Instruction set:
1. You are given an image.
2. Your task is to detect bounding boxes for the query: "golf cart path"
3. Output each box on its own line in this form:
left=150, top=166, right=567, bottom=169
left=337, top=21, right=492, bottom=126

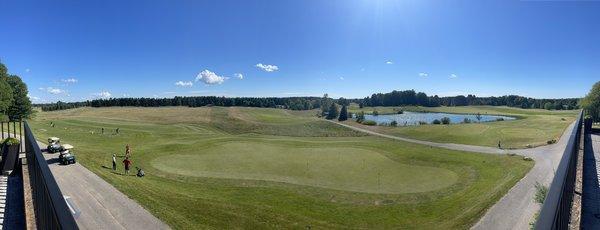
left=330, top=120, right=577, bottom=230
left=35, top=140, right=169, bottom=230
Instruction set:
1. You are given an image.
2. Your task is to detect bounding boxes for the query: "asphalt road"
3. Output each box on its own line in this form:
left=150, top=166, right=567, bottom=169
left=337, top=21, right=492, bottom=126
left=37, top=140, right=170, bottom=230
left=330, top=120, right=577, bottom=230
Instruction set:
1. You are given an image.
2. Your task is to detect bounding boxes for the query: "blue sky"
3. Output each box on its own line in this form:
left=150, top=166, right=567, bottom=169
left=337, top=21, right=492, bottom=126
left=1, top=0, right=599, bottom=103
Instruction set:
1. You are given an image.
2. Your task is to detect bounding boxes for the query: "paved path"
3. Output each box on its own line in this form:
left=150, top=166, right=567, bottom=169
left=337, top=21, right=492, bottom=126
left=35, top=140, right=169, bottom=230
left=330, top=120, right=577, bottom=230
left=582, top=132, right=600, bottom=229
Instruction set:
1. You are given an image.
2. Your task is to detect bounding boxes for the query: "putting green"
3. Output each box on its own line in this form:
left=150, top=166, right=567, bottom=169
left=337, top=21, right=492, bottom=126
left=151, top=142, right=459, bottom=194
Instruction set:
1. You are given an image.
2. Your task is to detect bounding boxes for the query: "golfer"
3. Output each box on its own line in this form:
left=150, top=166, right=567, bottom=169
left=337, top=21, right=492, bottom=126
left=112, top=154, right=117, bottom=170
left=125, top=144, right=131, bottom=157
left=123, top=157, right=132, bottom=175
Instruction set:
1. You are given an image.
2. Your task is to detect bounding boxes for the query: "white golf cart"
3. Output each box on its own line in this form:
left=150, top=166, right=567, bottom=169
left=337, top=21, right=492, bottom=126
left=59, top=144, right=77, bottom=165
left=47, top=137, right=62, bottom=153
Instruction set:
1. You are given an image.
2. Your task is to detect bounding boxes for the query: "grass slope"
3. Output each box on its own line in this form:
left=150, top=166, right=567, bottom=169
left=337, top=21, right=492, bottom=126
left=29, top=106, right=532, bottom=229
left=348, top=105, right=578, bottom=149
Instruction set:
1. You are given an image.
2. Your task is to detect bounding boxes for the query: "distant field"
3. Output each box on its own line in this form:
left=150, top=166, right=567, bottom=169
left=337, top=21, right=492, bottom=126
left=347, top=105, right=578, bottom=149
left=29, top=106, right=532, bottom=229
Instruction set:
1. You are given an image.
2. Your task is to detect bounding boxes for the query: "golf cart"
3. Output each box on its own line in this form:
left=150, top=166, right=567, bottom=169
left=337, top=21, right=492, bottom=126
left=47, top=137, right=62, bottom=153
left=59, top=144, right=77, bottom=165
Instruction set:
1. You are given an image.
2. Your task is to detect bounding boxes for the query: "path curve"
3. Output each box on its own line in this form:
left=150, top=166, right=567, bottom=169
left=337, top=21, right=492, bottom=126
left=328, top=120, right=577, bottom=230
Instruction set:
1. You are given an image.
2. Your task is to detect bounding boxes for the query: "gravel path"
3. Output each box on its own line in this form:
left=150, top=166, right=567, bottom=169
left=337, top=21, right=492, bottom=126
left=329, top=120, right=577, bottom=230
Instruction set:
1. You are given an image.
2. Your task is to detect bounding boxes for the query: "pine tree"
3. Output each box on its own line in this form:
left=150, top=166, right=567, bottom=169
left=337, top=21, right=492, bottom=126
left=326, top=103, right=339, bottom=120
left=338, top=105, right=348, bottom=121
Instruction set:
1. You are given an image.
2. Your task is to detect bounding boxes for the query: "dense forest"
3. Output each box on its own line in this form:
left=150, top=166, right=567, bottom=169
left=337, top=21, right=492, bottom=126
left=0, top=62, right=33, bottom=121
left=38, top=89, right=580, bottom=113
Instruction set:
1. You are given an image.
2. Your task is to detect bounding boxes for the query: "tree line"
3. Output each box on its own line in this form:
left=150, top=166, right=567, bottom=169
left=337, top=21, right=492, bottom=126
left=360, top=90, right=579, bottom=110
left=40, top=96, right=325, bottom=112
left=38, top=90, right=581, bottom=113
left=0, top=62, right=33, bottom=121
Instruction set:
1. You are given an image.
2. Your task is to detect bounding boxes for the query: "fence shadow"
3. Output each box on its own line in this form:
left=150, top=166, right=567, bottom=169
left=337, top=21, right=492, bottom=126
left=582, top=132, right=600, bottom=228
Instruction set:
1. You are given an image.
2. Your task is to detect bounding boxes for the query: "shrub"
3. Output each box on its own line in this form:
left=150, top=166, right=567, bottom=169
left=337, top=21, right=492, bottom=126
left=441, top=117, right=451, bottom=124
left=390, top=120, right=398, bottom=127
left=373, top=110, right=379, bottom=116
left=432, top=119, right=441, bottom=125
left=356, top=111, right=365, bottom=123
left=1, top=137, right=20, bottom=146
left=547, top=139, right=557, bottom=144
left=463, top=118, right=471, bottom=123
left=418, top=121, right=427, bottom=125
left=496, top=117, right=504, bottom=121
left=534, top=182, right=548, bottom=204
left=362, top=120, right=377, bottom=126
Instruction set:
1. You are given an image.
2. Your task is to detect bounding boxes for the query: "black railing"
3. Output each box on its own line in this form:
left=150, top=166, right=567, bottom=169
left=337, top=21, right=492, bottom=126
left=1, top=121, right=24, bottom=153
left=24, top=121, right=79, bottom=229
left=535, top=111, right=584, bottom=230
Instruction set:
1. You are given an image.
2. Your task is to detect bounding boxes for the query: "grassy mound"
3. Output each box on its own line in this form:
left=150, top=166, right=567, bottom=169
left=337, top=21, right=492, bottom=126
left=152, top=141, right=458, bottom=194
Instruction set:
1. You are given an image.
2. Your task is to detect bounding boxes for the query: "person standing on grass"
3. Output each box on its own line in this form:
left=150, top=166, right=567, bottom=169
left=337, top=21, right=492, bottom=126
left=112, top=154, right=117, bottom=171
left=498, top=140, right=502, bottom=149
left=123, top=157, right=132, bottom=175
left=102, top=127, right=104, bottom=134
left=125, top=144, right=131, bottom=158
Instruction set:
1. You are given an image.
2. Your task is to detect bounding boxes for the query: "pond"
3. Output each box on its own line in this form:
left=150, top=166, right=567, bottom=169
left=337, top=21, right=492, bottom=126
left=357, top=111, right=516, bottom=126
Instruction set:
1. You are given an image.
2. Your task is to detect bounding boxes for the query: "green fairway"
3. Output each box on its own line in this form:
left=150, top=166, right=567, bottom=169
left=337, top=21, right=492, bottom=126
left=347, top=105, right=578, bottom=149
left=152, top=142, right=458, bottom=194
left=29, top=106, right=532, bottom=229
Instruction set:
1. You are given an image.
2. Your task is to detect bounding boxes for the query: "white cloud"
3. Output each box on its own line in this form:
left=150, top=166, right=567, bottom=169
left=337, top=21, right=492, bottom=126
left=196, top=70, right=225, bottom=85
left=449, top=74, right=458, bottom=79
left=27, top=93, right=40, bottom=101
left=93, top=91, right=112, bottom=99
left=175, top=81, right=193, bottom=87
left=419, top=72, right=428, bottom=77
left=339, top=76, right=345, bottom=80
left=234, top=73, right=244, bottom=79
left=25, top=68, right=30, bottom=73
left=61, top=78, right=78, bottom=84
left=40, top=87, right=66, bottom=95
left=386, top=61, right=393, bottom=65
left=122, top=93, right=130, bottom=97
left=255, top=63, right=279, bottom=72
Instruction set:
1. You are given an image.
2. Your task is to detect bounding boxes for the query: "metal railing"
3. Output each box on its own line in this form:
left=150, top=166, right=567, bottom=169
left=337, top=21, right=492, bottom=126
left=1, top=121, right=24, bottom=152
left=535, top=111, right=584, bottom=230
left=24, top=121, right=79, bottom=229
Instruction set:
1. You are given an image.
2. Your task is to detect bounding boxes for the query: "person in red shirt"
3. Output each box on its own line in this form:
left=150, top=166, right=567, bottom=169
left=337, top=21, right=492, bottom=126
left=123, top=157, right=132, bottom=175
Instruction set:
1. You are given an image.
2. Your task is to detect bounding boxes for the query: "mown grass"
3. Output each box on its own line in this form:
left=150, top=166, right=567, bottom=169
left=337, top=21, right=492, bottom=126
left=29, top=106, right=532, bottom=229
left=347, top=105, right=578, bottom=149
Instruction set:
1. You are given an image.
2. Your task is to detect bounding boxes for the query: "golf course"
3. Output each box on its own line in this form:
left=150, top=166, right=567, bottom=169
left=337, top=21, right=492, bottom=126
left=29, top=106, right=533, bottom=229
left=348, top=105, right=578, bottom=149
